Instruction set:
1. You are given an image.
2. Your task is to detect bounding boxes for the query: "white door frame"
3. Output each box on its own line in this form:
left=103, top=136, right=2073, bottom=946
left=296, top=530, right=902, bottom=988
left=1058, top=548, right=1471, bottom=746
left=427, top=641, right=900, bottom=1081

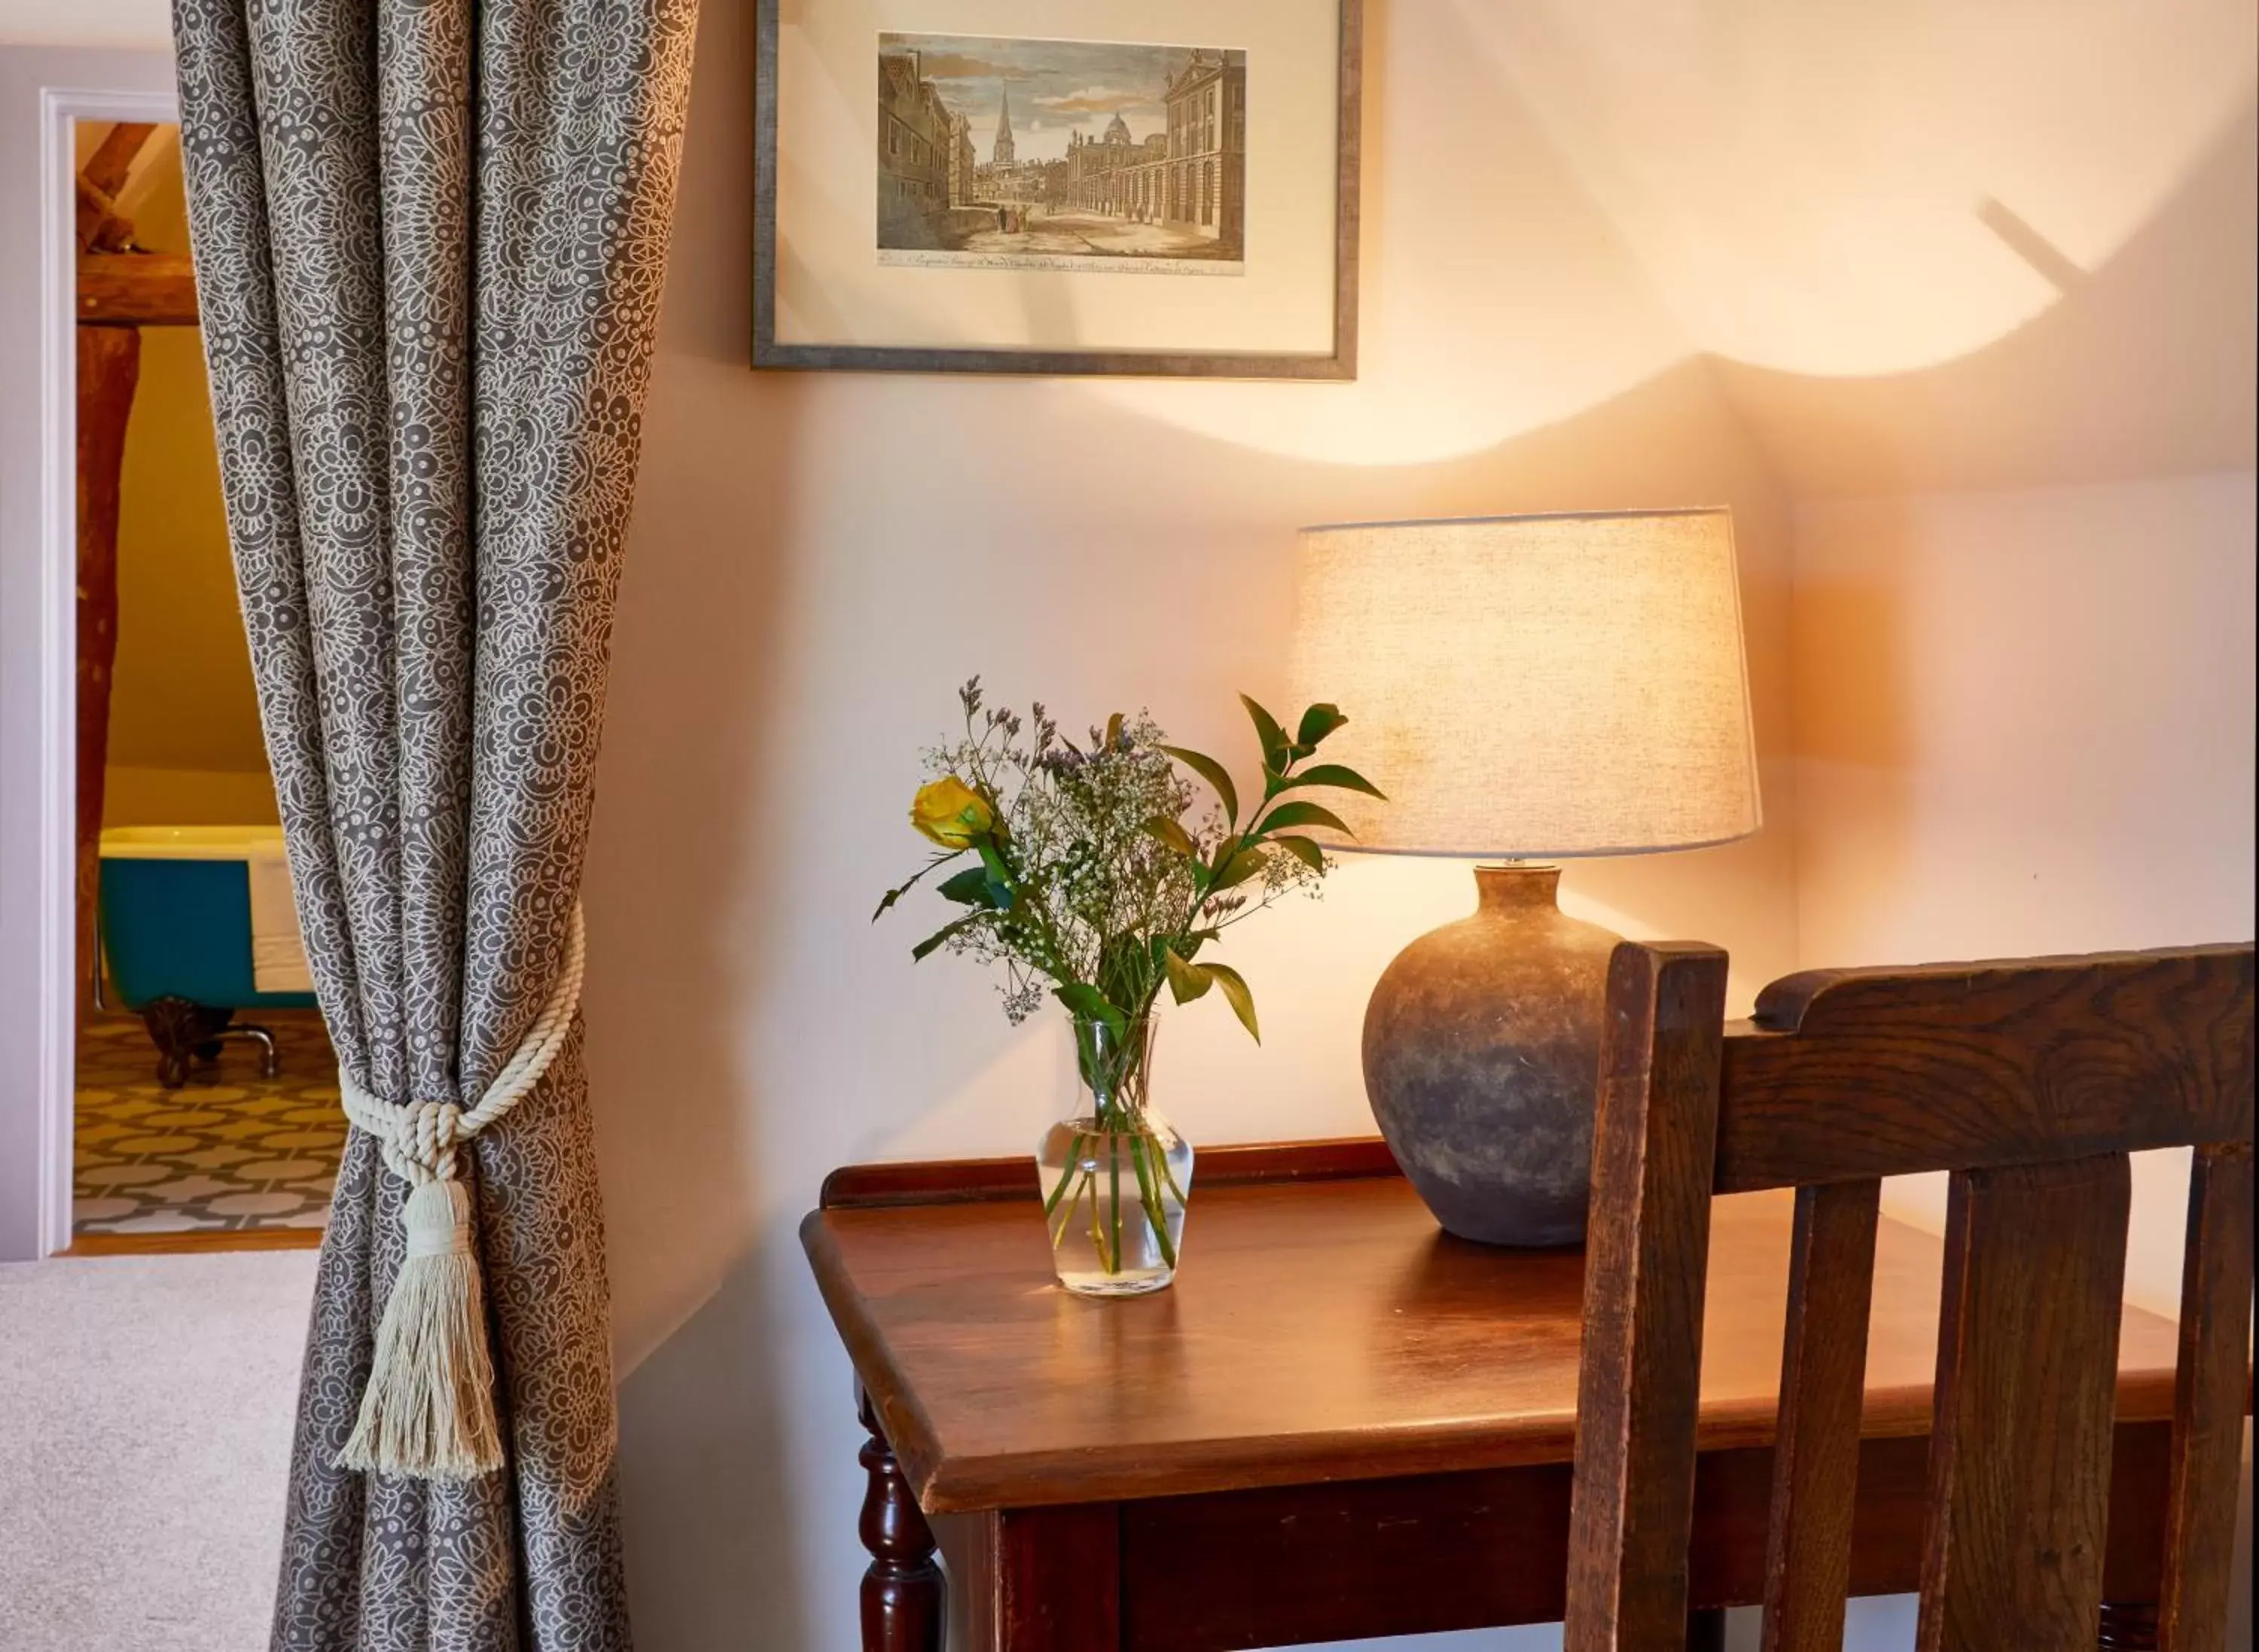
left=0, top=48, right=178, bottom=1260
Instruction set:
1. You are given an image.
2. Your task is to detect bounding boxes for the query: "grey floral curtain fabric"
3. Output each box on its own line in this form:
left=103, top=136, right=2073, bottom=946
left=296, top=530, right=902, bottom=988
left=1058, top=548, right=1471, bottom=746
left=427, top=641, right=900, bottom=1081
left=169, top=0, right=697, bottom=1643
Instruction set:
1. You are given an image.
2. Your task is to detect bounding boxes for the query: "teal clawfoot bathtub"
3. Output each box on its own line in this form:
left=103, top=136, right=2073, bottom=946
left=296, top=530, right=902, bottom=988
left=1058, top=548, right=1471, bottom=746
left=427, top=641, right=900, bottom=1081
left=97, top=826, right=319, bottom=1088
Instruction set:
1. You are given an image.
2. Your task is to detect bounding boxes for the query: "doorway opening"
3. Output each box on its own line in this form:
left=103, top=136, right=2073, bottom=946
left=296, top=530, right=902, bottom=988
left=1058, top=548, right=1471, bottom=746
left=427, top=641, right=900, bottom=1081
left=68, top=120, right=335, bottom=1254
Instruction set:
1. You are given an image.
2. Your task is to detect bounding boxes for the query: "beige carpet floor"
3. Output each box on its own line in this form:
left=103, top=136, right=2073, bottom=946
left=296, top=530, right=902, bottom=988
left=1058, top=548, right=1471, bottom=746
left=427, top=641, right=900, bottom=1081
left=0, top=1250, right=317, bottom=1651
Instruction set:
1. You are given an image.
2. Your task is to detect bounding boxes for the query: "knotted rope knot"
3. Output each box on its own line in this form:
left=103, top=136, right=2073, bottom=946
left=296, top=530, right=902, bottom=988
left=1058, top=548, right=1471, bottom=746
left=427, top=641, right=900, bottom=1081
left=379, top=1099, right=468, bottom=1184
left=335, top=904, right=587, bottom=1187
left=334, top=904, right=587, bottom=1481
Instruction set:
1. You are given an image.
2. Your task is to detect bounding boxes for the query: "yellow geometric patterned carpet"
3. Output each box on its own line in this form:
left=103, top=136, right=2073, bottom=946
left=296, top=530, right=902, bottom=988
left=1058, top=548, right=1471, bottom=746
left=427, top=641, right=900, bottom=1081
left=73, top=1011, right=340, bottom=1238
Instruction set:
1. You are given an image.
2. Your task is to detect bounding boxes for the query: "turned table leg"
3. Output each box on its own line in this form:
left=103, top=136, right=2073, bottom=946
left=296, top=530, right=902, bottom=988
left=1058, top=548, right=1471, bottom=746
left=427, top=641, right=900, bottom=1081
left=858, top=1386, right=944, bottom=1652
left=2097, top=1602, right=2159, bottom=1650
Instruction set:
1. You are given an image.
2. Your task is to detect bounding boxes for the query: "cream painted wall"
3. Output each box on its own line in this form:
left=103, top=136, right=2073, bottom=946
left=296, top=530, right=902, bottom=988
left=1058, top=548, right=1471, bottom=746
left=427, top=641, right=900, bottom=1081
left=582, top=3, right=1797, bottom=1647
left=0, top=0, right=166, bottom=50
left=1794, top=472, right=2257, bottom=1306
left=103, top=154, right=276, bottom=825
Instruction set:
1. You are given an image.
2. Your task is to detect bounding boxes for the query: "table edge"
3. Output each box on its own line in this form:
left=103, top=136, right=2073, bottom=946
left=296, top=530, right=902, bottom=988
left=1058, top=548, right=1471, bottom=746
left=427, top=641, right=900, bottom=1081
left=903, top=1370, right=2188, bottom=1513
left=801, top=1209, right=954, bottom=1501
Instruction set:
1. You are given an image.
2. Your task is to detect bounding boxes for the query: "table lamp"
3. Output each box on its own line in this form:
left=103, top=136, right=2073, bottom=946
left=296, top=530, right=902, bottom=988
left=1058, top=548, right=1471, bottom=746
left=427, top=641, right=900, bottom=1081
left=1287, top=509, right=1761, bottom=1246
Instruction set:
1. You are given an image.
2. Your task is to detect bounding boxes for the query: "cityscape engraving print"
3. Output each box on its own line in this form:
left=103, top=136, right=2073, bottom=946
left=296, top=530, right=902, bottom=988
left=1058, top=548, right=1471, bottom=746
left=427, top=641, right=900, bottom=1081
left=877, top=34, right=1248, bottom=274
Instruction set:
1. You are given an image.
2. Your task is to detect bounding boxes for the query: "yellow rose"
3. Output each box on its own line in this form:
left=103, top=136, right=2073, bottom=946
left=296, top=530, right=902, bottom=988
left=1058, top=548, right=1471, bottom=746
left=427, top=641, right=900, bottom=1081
left=910, top=777, right=994, bottom=849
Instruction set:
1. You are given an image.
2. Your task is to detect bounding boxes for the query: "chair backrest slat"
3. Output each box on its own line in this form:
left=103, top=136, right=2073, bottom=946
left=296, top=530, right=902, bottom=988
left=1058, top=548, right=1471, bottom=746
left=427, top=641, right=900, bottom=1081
left=1565, top=943, right=1730, bottom=1652
left=1563, top=940, right=2254, bottom=1652
left=2158, top=1141, right=2255, bottom=1652
left=1715, top=947, right=2254, bottom=1193
left=1761, top=1178, right=1880, bottom=1652
left=1920, top=1154, right=2132, bottom=1650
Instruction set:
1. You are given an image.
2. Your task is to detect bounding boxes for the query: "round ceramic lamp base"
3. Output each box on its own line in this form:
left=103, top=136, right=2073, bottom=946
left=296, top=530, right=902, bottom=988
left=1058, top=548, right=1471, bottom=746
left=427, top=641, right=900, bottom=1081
left=1361, top=863, right=1619, bottom=1248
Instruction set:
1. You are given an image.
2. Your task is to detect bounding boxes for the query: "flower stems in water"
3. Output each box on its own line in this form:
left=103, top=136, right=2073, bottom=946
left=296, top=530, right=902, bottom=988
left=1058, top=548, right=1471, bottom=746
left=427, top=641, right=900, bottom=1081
left=1044, top=1121, right=1179, bottom=1276
left=1128, top=1132, right=1177, bottom=1270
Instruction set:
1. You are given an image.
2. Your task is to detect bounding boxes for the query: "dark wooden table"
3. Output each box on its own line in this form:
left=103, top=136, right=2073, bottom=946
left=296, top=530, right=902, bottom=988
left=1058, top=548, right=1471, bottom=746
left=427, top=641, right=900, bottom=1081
left=803, top=1141, right=2198, bottom=1652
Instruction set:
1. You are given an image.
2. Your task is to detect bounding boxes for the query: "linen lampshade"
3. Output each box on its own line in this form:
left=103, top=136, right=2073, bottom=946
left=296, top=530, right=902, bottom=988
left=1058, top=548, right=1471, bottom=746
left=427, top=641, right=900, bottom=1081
left=1287, top=508, right=1761, bottom=858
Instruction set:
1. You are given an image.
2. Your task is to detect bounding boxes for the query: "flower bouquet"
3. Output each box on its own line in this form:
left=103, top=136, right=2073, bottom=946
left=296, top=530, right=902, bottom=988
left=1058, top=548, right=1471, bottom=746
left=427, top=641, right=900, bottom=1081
left=878, top=680, right=1382, bottom=1294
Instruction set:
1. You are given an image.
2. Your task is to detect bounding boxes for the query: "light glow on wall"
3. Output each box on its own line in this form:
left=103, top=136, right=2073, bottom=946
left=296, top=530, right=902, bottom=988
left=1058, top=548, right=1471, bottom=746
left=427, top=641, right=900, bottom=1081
left=1468, top=0, right=2258, bottom=376
left=1087, top=0, right=2254, bottom=471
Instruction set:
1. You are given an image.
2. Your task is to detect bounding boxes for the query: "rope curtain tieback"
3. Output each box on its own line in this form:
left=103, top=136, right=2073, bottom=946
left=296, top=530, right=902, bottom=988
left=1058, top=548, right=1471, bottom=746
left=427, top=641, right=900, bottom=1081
left=334, top=904, right=587, bottom=1480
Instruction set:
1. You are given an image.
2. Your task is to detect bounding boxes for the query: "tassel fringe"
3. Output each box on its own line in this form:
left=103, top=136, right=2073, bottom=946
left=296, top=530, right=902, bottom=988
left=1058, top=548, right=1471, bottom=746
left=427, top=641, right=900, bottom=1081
left=333, top=907, right=583, bottom=1483
left=337, top=1178, right=505, bottom=1480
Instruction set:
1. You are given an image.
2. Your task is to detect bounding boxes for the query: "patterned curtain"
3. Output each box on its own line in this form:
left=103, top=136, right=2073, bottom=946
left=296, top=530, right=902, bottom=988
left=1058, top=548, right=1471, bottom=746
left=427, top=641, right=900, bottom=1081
left=169, top=0, right=697, bottom=1643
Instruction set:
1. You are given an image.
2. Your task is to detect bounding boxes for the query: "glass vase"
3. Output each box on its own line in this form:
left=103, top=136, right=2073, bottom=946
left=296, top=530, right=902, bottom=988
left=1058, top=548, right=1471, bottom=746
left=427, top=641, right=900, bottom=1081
left=1037, top=1014, right=1194, bottom=1297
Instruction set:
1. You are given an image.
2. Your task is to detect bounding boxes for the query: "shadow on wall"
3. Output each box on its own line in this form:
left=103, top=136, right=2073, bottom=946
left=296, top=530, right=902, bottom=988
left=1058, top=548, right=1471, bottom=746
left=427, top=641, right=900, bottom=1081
left=1712, top=102, right=2259, bottom=496
left=1773, top=99, right=2259, bottom=968
left=586, top=343, right=810, bottom=1645
left=613, top=1238, right=817, bottom=1652
left=577, top=0, right=811, bottom=1635
left=1459, top=0, right=2258, bottom=381
left=1783, top=541, right=1915, bottom=952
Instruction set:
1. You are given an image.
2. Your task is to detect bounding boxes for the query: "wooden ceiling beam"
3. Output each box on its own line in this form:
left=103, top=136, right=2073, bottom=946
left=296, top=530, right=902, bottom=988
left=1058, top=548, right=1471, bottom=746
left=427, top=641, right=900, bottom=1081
left=76, top=178, right=132, bottom=253
left=77, top=252, right=199, bottom=327
left=76, top=122, right=160, bottom=252
left=81, top=122, right=157, bottom=197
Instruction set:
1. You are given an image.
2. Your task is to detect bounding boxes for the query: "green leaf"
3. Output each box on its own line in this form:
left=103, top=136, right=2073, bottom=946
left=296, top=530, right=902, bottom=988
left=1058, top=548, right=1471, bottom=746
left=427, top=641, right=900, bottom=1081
left=1210, top=846, right=1268, bottom=892
left=1253, top=800, right=1355, bottom=839
left=911, top=913, right=987, bottom=962
left=1053, top=982, right=1127, bottom=1034
left=1104, top=712, right=1124, bottom=750
left=1205, top=962, right=1261, bottom=1042
left=1142, top=816, right=1197, bottom=858
left=1199, top=832, right=1242, bottom=895
left=1295, top=703, right=1349, bottom=749
left=1161, top=946, right=1213, bottom=1004
left=974, top=842, right=1022, bottom=911
left=1272, top=762, right=1386, bottom=801
left=1160, top=745, right=1238, bottom=825
left=937, top=866, right=995, bottom=905
left=1241, top=695, right=1292, bottom=771
left=1273, top=834, right=1327, bottom=873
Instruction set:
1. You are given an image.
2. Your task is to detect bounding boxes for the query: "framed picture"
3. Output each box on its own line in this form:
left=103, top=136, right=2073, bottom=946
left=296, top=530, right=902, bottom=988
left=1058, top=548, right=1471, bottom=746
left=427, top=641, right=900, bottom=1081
left=754, top=0, right=1361, bottom=378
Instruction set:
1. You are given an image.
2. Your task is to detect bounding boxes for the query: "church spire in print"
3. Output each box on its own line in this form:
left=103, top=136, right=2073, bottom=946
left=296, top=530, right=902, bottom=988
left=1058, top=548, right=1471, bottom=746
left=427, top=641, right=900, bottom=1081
left=992, top=84, right=1017, bottom=166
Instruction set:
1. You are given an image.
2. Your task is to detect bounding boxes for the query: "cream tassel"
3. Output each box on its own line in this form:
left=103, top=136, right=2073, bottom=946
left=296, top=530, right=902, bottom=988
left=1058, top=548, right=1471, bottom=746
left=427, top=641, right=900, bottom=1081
left=333, top=904, right=586, bottom=1481
left=337, top=1178, right=504, bottom=1480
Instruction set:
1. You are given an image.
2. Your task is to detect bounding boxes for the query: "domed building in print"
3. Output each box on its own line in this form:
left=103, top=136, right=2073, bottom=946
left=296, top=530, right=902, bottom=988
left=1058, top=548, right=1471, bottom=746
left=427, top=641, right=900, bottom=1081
left=1056, top=50, right=1244, bottom=253
left=1062, top=117, right=1148, bottom=206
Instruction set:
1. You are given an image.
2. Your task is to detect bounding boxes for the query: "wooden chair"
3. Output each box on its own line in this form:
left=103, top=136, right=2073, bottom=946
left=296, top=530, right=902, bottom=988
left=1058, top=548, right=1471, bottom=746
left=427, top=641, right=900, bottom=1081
left=1564, top=943, right=2254, bottom=1652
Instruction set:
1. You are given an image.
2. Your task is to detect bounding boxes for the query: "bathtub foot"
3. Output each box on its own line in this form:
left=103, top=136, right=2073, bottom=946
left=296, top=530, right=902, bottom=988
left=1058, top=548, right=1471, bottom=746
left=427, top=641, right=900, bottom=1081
left=139, top=996, right=233, bottom=1090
